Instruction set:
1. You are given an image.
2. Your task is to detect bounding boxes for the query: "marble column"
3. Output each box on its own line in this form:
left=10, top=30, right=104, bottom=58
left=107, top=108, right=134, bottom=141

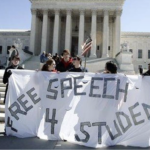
left=65, top=10, right=72, bottom=50
left=78, top=10, right=85, bottom=55
left=113, top=10, right=121, bottom=57
left=90, top=10, right=97, bottom=58
left=53, top=9, right=60, bottom=55
left=30, top=9, right=37, bottom=55
left=114, top=11, right=122, bottom=55
left=41, top=10, right=48, bottom=53
left=102, top=10, right=109, bottom=58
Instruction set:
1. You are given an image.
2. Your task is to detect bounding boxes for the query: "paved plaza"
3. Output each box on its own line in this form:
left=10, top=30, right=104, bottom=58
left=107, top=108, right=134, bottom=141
left=0, top=123, right=149, bottom=149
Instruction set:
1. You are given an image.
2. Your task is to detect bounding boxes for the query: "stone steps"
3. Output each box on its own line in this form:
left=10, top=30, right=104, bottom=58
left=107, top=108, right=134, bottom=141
left=0, top=113, right=5, bottom=122
left=0, top=87, right=6, bottom=92
left=0, top=98, right=4, bottom=104
left=0, top=83, right=6, bottom=87
left=0, top=79, right=2, bottom=83
left=0, top=105, right=5, bottom=113
left=0, top=92, right=5, bottom=98
left=0, top=70, right=5, bottom=123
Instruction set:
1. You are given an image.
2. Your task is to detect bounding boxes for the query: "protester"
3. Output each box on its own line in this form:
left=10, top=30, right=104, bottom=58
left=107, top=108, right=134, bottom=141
left=3, top=55, right=23, bottom=104
left=142, top=63, right=150, bottom=76
left=68, top=56, right=88, bottom=72
left=8, top=45, right=19, bottom=67
left=48, top=53, right=52, bottom=59
left=56, top=50, right=73, bottom=72
left=40, top=51, right=46, bottom=63
left=41, top=59, right=57, bottom=72
left=139, top=66, right=143, bottom=75
left=53, top=53, right=60, bottom=66
left=103, top=61, right=117, bottom=74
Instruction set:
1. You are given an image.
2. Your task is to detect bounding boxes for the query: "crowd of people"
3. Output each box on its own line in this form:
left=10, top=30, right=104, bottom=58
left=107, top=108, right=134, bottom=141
left=2, top=45, right=150, bottom=136
left=3, top=45, right=150, bottom=106
left=40, top=49, right=88, bottom=72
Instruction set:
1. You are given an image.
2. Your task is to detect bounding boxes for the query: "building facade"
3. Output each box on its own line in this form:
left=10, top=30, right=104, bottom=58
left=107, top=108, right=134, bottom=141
left=0, top=30, right=30, bottom=65
left=29, top=0, right=124, bottom=57
left=121, top=32, right=150, bottom=72
left=0, top=0, right=150, bottom=73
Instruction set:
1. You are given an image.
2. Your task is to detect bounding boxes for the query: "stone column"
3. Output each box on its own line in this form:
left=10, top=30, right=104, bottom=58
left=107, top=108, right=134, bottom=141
left=53, top=9, right=60, bottom=55
left=41, top=10, right=48, bottom=53
left=90, top=10, right=97, bottom=58
left=78, top=10, right=85, bottom=55
left=113, top=10, right=121, bottom=57
left=30, top=9, right=37, bottom=55
left=65, top=10, right=72, bottom=50
left=102, top=10, right=109, bottom=58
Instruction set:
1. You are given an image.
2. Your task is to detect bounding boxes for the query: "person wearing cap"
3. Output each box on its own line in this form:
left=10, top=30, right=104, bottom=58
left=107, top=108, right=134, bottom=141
left=68, top=56, right=88, bottom=72
left=56, top=50, right=74, bottom=72
left=3, top=55, right=23, bottom=104
left=142, top=63, right=150, bottom=76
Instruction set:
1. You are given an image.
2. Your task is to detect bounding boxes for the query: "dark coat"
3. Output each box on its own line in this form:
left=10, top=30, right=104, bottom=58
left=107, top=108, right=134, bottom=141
left=3, top=65, right=23, bottom=104
left=68, top=66, right=88, bottom=72
left=56, top=58, right=74, bottom=72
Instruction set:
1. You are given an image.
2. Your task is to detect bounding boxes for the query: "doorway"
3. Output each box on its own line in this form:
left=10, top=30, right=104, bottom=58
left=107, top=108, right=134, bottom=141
left=71, top=36, right=78, bottom=57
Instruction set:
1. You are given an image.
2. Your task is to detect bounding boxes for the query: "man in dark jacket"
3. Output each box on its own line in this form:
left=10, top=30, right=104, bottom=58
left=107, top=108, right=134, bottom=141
left=3, top=55, right=23, bottom=104
left=143, top=63, right=150, bottom=76
left=68, top=56, right=88, bottom=72
left=56, top=50, right=74, bottom=72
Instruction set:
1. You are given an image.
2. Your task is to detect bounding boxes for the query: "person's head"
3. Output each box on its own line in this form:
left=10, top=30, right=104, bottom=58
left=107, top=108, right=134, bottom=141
left=45, top=53, right=49, bottom=58
left=62, top=50, right=70, bottom=61
left=73, top=56, right=82, bottom=68
left=12, top=45, right=16, bottom=49
left=11, top=55, right=20, bottom=66
left=42, top=51, right=46, bottom=55
left=42, top=59, right=56, bottom=71
left=105, top=61, right=117, bottom=74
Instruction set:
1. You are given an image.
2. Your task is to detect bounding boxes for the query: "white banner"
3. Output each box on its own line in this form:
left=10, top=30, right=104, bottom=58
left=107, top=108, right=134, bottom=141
left=5, top=70, right=150, bottom=148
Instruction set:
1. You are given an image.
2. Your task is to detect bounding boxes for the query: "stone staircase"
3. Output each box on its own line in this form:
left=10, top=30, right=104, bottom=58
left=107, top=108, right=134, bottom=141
left=83, top=57, right=114, bottom=73
left=23, top=56, right=41, bottom=70
left=0, top=70, right=5, bottom=123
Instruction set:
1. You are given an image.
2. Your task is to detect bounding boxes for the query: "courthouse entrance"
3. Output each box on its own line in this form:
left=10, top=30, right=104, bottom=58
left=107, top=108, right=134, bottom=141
left=71, top=36, right=78, bottom=57
left=29, top=0, right=123, bottom=58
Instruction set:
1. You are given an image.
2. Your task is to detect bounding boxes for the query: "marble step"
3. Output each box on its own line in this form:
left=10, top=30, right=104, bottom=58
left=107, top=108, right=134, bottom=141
left=0, top=83, right=6, bottom=87
left=0, top=92, right=5, bottom=98
left=0, top=98, right=4, bottom=104
left=0, top=105, right=5, bottom=113
left=0, top=113, right=5, bottom=122
left=0, top=87, right=6, bottom=92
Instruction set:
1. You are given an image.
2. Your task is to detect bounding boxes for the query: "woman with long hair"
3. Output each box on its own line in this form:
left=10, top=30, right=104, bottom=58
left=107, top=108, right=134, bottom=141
left=41, top=59, right=57, bottom=72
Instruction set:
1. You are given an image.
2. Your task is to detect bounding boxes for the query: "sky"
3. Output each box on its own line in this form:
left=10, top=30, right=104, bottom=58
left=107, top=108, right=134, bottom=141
left=0, top=0, right=150, bottom=32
